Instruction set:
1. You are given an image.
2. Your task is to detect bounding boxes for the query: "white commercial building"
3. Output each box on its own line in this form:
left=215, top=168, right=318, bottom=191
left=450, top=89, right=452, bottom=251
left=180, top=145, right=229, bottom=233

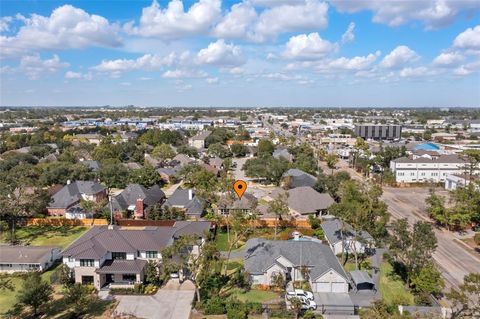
left=390, top=154, right=466, bottom=183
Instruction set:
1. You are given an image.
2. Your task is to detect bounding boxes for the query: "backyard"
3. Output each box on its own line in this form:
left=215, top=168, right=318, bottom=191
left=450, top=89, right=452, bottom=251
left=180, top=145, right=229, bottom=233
left=379, top=262, right=415, bottom=306
left=0, top=225, right=88, bottom=248
left=0, top=225, right=91, bottom=315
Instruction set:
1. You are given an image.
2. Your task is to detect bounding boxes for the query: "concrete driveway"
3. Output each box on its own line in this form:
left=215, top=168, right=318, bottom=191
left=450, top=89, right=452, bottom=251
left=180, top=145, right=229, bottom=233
left=114, top=280, right=195, bottom=319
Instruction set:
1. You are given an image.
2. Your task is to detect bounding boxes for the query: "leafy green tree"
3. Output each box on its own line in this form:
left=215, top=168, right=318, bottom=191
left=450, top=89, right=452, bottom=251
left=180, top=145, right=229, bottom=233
left=205, top=127, right=234, bottom=146
left=325, top=153, right=339, bottom=173
left=129, top=165, right=162, bottom=188
left=230, top=143, right=248, bottom=157
left=257, top=139, right=274, bottom=156
left=268, top=192, right=290, bottom=239
left=243, top=156, right=289, bottom=185
left=314, top=171, right=351, bottom=201
left=98, top=163, right=129, bottom=188
left=152, top=143, right=176, bottom=160
left=17, top=272, right=53, bottom=317
left=64, top=283, right=93, bottom=317
left=446, top=273, right=480, bottom=318
left=138, top=129, right=183, bottom=146
left=410, top=262, right=444, bottom=297
left=425, top=189, right=450, bottom=229
left=389, top=219, right=437, bottom=284
left=177, top=145, right=199, bottom=158
left=208, top=143, right=232, bottom=158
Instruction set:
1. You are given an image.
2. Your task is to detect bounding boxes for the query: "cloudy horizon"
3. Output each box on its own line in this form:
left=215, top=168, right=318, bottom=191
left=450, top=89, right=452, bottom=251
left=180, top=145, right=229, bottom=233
left=1, top=0, right=479, bottom=107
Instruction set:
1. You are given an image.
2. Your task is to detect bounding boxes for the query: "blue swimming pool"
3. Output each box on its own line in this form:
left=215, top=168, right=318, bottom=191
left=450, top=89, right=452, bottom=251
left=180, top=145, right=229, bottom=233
left=414, top=142, right=440, bottom=151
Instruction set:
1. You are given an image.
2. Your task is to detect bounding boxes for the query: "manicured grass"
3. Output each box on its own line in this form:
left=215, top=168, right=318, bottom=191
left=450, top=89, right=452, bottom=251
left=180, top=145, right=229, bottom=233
left=0, top=276, right=23, bottom=314
left=229, top=288, right=280, bottom=303
left=1, top=225, right=88, bottom=249
left=215, top=231, right=244, bottom=252
left=379, top=262, right=415, bottom=306
left=0, top=263, right=63, bottom=315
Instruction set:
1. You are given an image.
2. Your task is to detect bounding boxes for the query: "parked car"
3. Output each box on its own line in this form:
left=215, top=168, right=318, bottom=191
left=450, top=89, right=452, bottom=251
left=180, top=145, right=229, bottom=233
left=286, top=289, right=314, bottom=301
left=286, top=294, right=317, bottom=310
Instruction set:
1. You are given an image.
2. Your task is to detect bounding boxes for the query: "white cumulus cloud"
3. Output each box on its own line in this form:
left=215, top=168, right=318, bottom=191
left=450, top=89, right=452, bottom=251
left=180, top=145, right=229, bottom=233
left=20, top=54, right=69, bottom=79
left=213, top=2, right=257, bottom=39
left=433, top=51, right=464, bottom=66
left=0, top=5, right=121, bottom=58
left=453, top=25, right=480, bottom=51
left=380, top=45, right=419, bottom=68
left=283, top=33, right=337, bottom=60
left=92, top=53, right=176, bottom=73
left=196, top=39, right=245, bottom=66
left=330, top=0, right=479, bottom=29
left=399, top=66, right=428, bottom=77
left=126, top=0, right=221, bottom=39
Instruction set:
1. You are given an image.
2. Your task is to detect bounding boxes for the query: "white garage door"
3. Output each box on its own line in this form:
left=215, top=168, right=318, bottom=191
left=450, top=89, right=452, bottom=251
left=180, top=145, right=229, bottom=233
left=331, top=282, right=346, bottom=293
left=313, top=282, right=330, bottom=292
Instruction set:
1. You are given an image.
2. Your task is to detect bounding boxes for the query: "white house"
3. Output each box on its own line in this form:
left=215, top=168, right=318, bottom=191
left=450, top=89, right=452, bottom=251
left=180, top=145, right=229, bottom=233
left=445, top=174, right=480, bottom=191
left=0, top=246, right=60, bottom=273
left=244, top=239, right=350, bottom=293
left=321, top=219, right=374, bottom=256
left=390, top=154, right=466, bottom=183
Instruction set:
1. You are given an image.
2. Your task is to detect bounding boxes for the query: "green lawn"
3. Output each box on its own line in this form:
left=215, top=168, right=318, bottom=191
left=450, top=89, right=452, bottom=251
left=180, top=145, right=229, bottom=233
left=379, top=262, right=415, bottom=306
left=229, top=288, right=280, bottom=303
left=215, top=231, right=245, bottom=252
left=1, top=225, right=88, bottom=249
left=0, top=263, right=63, bottom=315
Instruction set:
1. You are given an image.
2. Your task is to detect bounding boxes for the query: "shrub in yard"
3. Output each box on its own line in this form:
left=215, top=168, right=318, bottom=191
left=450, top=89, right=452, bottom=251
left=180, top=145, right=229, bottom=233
left=303, top=310, right=323, bottom=319
left=204, top=296, right=226, bottom=315
left=225, top=298, right=247, bottom=319
left=144, top=284, right=158, bottom=294
left=134, top=283, right=145, bottom=294
left=474, top=233, right=480, bottom=246
left=246, top=302, right=263, bottom=315
left=308, top=215, right=321, bottom=229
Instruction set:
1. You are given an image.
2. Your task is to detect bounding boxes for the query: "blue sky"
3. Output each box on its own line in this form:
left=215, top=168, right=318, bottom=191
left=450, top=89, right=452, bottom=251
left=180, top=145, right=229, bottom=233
left=0, top=0, right=479, bottom=107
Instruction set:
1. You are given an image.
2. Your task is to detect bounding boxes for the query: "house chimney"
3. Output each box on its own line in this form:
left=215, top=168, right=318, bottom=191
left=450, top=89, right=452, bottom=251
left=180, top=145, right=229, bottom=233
left=188, top=189, right=193, bottom=201
left=135, top=198, right=144, bottom=219
left=66, top=180, right=71, bottom=185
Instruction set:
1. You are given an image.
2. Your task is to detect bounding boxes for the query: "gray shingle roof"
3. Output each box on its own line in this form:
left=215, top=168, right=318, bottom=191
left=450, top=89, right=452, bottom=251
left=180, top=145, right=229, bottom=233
left=48, top=181, right=106, bottom=209
left=321, top=219, right=374, bottom=245
left=287, top=187, right=334, bottom=214
left=62, top=222, right=212, bottom=259
left=190, top=130, right=211, bottom=140
left=0, top=245, right=60, bottom=264
left=80, top=160, right=101, bottom=172
left=111, top=184, right=165, bottom=212
left=244, top=239, right=347, bottom=281
left=62, top=226, right=175, bottom=259
left=393, top=154, right=464, bottom=164
left=283, top=169, right=317, bottom=188
left=350, top=270, right=373, bottom=285
left=164, top=188, right=204, bottom=216
left=96, top=259, right=147, bottom=274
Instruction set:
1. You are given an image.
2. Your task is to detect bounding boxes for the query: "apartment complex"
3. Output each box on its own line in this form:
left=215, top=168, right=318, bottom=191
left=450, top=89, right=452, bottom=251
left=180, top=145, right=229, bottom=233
left=390, top=154, right=466, bottom=183
left=354, top=124, right=402, bottom=140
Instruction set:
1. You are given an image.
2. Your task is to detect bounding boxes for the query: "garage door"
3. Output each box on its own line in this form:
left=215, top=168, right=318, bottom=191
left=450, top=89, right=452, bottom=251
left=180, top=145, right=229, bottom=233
left=313, top=282, right=330, bottom=292
left=332, top=282, right=346, bottom=293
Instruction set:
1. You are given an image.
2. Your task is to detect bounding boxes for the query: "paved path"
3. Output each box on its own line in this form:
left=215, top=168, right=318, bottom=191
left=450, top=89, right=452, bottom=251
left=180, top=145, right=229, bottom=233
left=114, top=280, right=195, bottom=319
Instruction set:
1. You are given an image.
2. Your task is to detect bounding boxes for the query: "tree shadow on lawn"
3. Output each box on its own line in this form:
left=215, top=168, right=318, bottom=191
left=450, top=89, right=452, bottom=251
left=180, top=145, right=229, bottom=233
left=18, top=226, right=86, bottom=245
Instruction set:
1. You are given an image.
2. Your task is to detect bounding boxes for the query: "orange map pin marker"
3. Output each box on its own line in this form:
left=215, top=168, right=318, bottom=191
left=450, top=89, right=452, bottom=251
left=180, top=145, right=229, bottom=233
left=233, top=180, right=247, bottom=199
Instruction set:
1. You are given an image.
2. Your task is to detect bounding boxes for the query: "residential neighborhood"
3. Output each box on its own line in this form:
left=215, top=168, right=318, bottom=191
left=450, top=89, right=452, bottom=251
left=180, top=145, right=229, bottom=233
left=1, top=0, right=479, bottom=317
left=1, top=106, right=479, bottom=319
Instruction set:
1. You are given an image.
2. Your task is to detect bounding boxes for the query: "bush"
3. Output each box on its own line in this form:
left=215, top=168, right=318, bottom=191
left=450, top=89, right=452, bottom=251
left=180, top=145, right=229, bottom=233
left=308, top=215, right=321, bottom=229
left=304, top=310, right=323, bottom=319
left=204, top=296, right=226, bottom=315
left=226, top=298, right=247, bottom=319
left=246, top=302, right=263, bottom=315
left=134, top=283, right=144, bottom=294
left=313, top=228, right=324, bottom=240
left=144, top=284, right=158, bottom=294
left=474, top=233, right=480, bottom=246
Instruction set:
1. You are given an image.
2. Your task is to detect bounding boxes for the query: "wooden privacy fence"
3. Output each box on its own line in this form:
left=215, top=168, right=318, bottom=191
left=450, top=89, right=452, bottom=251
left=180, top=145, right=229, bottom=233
left=219, top=217, right=312, bottom=229
left=27, top=218, right=108, bottom=226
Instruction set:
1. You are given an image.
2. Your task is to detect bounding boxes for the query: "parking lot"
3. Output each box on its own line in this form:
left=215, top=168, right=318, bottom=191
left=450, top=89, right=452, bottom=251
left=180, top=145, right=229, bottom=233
left=114, top=280, right=195, bottom=319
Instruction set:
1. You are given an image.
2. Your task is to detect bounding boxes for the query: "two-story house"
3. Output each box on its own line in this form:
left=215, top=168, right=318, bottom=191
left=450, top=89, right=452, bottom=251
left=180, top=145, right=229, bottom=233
left=62, top=221, right=212, bottom=289
left=47, top=180, right=107, bottom=218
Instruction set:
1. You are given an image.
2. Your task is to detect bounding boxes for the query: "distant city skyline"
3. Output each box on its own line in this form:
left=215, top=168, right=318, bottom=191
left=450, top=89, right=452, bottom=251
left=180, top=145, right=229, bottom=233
left=0, top=0, right=479, bottom=107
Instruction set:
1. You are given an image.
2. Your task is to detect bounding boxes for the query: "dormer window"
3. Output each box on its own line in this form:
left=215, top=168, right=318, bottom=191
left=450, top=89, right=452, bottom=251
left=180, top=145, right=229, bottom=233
left=146, top=251, right=158, bottom=259
left=112, top=252, right=126, bottom=260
